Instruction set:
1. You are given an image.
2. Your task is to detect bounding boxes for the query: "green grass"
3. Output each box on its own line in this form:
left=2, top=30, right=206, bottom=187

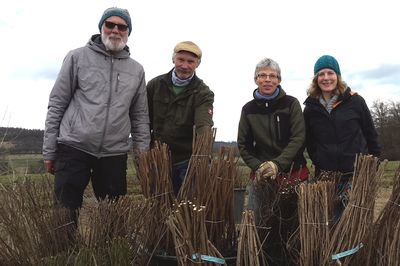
left=0, top=153, right=141, bottom=190
left=1, top=153, right=398, bottom=191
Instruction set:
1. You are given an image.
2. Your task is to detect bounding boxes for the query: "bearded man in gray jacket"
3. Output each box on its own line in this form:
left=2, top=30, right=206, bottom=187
left=43, top=7, right=150, bottom=213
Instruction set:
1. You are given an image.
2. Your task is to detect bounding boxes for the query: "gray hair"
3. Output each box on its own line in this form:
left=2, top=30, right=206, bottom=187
left=254, top=58, right=282, bottom=80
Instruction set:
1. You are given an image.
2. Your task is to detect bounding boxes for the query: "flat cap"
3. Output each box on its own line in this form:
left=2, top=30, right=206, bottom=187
left=174, top=41, right=202, bottom=59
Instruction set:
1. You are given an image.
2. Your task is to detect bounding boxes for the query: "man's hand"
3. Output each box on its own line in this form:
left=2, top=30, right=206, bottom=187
left=44, top=160, right=55, bottom=175
left=255, top=161, right=278, bottom=181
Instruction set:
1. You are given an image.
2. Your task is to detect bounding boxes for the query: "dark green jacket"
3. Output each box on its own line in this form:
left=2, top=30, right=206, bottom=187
left=146, top=69, right=214, bottom=164
left=237, top=87, right=306, bottom=172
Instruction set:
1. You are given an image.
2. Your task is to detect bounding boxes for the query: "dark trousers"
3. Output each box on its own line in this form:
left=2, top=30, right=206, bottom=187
left=54, top=144, right=127, bottom=210
left=171, top=160, right=189, bottom=195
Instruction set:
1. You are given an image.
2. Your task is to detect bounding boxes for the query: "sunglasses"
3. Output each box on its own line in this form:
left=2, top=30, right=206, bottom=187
left=104, top=21, right=128, bottom=32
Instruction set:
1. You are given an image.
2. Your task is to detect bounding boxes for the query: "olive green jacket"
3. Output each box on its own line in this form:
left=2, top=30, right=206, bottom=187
left=147, top=69, right=214, bottom=164
left=237, top=87, right=306, bottom=172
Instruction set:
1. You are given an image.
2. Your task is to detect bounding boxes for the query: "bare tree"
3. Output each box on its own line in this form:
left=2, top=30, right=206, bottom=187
left=371, top=100, right=400, bottom=160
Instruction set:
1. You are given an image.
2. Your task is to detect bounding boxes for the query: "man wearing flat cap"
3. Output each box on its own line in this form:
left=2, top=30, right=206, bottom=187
left=147, top=41, right=214, bottom=195
left=43, top=7, right=150, bottom=222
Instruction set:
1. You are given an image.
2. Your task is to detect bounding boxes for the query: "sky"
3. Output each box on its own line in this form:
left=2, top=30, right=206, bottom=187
left=1, top=0, right=399, bottom=141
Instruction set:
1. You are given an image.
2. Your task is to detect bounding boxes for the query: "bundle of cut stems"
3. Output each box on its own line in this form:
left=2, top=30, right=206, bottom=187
left=166, top=201, right=226, bottom=266
left=178, top=127, right=216, bottom=202
left=204, top=146, right=237, bottom=255
left=179, top=127, right=237, bottom=255
left=81, top=195, right=157, bottom=265
left=298, top=181, right=335, bottom=266
left=138, top=127, right=238, bottom=258
left=324, top=155, right=386, bottom=265
left=236, top=210, right=266, bottom=266
left=136, top=141, right=175, bottom=207
left=136, top=141, right=176, bottom=255
left=364, top=165, right=400, bottom=266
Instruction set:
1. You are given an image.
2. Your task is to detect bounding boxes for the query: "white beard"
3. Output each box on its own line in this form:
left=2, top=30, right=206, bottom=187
left=101, top=30, right=127, bottom=52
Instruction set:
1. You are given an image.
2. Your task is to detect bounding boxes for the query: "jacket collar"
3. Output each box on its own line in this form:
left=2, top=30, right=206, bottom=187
left=253, top=85, right=286, bottom=104
left=162, top=69, right=201, bottom=90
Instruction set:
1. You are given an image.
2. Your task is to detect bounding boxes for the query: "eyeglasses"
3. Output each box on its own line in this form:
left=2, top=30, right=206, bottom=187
left=257, top=73, right=279, bottom=80
left=104, top=21, right=129, bottom=32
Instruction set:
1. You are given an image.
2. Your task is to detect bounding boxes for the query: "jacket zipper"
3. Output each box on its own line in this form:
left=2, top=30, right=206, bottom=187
left=277, top=115, right=281, bottom=141
left=98, top=56, right=114, bottom=154
left=116, top=73, right=120, bottom=92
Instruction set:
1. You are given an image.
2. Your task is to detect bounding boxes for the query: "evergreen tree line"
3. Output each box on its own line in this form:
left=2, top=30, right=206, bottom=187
left=1, top=99, right=399, bottom=160
left=0, top=127, right=43, bottom=154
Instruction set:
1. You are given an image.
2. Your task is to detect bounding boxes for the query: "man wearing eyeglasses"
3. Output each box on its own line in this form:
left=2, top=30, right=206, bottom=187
left=237, top=58, right=308, bottom=265
left=146, top=41, right=214, bottom=196
left=43, top=7, right=150, bottom=221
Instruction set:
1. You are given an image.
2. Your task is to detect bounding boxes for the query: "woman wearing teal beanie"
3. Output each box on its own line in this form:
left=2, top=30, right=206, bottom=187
left=303, top=55, right=381, bottom=222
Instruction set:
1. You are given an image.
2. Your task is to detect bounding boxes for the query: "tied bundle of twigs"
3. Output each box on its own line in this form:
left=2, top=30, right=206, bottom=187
left=364, top=165, right=400, bottom=266
left=236, top=210, right=266, bottom=266
left=298, top=181, right=336, bottom=266
left=0, top=178, right=75, bottom=265
left=136, top=141, right=175, bottom=206
left=324, top=155, right=386, bottom=265
left=0, top=178, right=158, bottom=265
left=135, top=141, right=176, bottom=255
left=166, top=201, right=226, bottom=266
left=80, top=195, right=158, bottom=265
left=178, top=127, right=216, bottom=201
left=204, top=146, right=237, bottom=255
left=179, top=127, right=237, bottom=255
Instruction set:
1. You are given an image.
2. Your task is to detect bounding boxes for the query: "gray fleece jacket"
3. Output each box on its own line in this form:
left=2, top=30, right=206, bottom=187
left=43, top=34, right=150, bottom=160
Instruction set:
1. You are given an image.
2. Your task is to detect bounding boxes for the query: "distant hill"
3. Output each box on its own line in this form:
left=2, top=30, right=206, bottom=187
left=0, top=127, right=237, bottom=154
left=0, top=127, right=43, bottom=154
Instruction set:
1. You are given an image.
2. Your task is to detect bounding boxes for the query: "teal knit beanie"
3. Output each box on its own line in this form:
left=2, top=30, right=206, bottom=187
left=314, top=55, right=341, bottom=75
left=98, top=7, right=132, bottom=36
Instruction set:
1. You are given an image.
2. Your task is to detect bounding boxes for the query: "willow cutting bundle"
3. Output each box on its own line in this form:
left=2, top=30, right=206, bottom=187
left=178, top=127, right=216, bottom=201
left=324, top=155, right=386, bottom=265
left=0, top=178, right=157, bottom=265
left=135, top=141, right=176, bottom=255
left=236, top=210, right=266, bottom=266
left=166, top=201, right=225, bottom=266
left=136, top=141, right=175, bottom=206
left=298, top=181, right=335, bottom=266
left=0, top=178, right=75, bottom=264
left=178, top=127, right=237, bottom=255
left=204, top=146, right=237, bottom=255
left=364, top=165, right=400, bottom=266
left=80, top=195, right=158, bottom=265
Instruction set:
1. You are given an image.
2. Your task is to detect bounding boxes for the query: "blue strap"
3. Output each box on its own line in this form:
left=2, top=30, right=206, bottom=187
left=331, top=243, right=364, bottom=260
left=192, top=253, right=225, bottom=264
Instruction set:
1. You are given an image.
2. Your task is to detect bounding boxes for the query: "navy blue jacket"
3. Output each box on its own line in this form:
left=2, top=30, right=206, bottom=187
left=304, top=88, right=380, bottom=173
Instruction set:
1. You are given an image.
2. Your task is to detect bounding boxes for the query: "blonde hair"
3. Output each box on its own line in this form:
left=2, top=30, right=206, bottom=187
left=307, top=74, right=348, bottom=98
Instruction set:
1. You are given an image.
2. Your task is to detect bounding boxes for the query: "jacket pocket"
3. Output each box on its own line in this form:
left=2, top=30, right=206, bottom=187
left=77, top=67, right=107, bottom=101
left=175, top=99, right=194, bottom=126
left=152, top=95, right=169, bottom=123
left=274, top=112, right=290, bottom=145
